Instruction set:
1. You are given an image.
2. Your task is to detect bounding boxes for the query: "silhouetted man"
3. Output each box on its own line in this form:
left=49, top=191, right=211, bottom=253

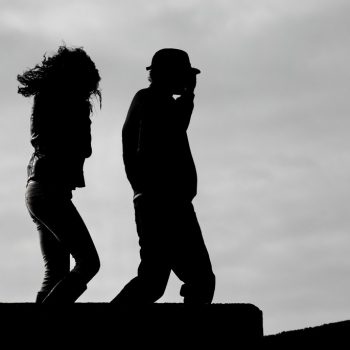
left=112, top=48, right=215, bottom=304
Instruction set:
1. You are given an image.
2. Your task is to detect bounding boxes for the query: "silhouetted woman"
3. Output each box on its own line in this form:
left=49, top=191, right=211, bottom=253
left=17, top=45, right=101, bottom=303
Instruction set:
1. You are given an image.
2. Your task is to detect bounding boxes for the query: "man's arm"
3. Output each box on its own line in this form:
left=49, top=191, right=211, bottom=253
left=174, top=72, right=197, bottom=130
left=122, top=91, right=145, bottom=193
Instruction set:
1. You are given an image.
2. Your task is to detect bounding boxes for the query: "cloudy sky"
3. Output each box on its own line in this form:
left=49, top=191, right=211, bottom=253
left=1, top=0, right=350, bottom=335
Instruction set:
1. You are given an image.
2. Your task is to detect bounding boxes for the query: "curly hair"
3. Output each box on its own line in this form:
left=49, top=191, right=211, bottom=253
left=17, top=45, right=101, bottom=109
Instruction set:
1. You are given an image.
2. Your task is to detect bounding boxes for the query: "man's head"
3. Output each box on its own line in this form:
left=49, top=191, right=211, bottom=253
left=147, top=48, right=200, bottom=94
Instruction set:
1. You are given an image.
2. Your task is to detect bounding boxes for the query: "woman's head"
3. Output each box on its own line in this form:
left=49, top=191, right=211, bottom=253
left=17, top=45, right=101, bottom=107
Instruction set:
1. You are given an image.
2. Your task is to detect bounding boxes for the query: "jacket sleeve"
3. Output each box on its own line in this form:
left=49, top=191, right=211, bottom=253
left=173, top=92, right=195, bottom=131
left=122, top=91, right=145, bottom=193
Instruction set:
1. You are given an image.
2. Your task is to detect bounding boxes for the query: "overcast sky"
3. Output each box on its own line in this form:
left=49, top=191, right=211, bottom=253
left=1, top=0, right=350, bottom=335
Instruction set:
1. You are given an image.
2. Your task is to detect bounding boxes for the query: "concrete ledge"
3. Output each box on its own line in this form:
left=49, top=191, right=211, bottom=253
left=0, top=303, right=263, bottom=347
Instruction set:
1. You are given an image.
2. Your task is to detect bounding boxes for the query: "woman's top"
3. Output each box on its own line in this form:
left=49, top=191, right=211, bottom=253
left=27, top=92, right=92, bottom=190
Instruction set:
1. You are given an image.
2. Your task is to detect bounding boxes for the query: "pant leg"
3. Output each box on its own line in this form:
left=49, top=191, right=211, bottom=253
left=170, top=202, right=216, bottom=304
left=25, top=181, right=100, bottom=303
left=111, top=196, right=171, bottom=304
left=35, top=217, right=70, bottom=298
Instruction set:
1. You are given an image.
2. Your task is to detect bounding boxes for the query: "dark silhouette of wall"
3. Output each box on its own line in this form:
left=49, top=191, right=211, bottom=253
left=0, top=303, right=262, bottom=348
left=3, top=302, right=348, bottom=348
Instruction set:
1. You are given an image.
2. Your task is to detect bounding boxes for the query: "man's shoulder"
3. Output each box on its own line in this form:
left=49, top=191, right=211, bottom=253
left=134, top=87, right=152, bottom=100
left=129, top=88, right=155, bottom=111
left=126, top=88, right=152, bottom=119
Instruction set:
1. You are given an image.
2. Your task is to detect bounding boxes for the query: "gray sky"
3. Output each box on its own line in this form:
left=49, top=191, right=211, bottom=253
left=1, top=0, right=350, bottom=335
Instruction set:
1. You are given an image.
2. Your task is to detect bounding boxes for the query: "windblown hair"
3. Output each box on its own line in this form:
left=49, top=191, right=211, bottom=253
left=17, top=45, right=101, bottom=109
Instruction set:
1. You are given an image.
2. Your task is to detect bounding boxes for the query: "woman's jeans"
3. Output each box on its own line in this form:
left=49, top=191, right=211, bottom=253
left=25, top=181, right=100, bottom=303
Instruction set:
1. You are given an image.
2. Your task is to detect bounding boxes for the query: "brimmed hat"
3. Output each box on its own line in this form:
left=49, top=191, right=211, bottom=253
left=146, top=48, right=201, bottom=74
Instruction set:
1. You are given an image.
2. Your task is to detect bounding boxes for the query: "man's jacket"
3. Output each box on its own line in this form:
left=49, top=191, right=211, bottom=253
left=122, top=85, right=198, bottom=200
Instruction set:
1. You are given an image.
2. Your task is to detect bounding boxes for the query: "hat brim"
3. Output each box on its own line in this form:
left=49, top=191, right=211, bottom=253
left=192, top=67, right=201, bottom=74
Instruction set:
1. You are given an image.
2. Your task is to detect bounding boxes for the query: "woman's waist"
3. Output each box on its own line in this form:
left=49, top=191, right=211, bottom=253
left=27, top=152, right=86, bottom=188
left=26, top=179, right=73, bottom=199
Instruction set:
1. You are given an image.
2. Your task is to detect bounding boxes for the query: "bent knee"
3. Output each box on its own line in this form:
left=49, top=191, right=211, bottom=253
left=201, top=271, right=216, bottom=298
left=146, top=284, right=167, bottom=302
left=76, top=254, right=100, bottom=282
left=182, top=272, right=216, bottom=304
left=88, top=254, right=101, bottom=277
left=142, top=278, right=168, bottom=302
